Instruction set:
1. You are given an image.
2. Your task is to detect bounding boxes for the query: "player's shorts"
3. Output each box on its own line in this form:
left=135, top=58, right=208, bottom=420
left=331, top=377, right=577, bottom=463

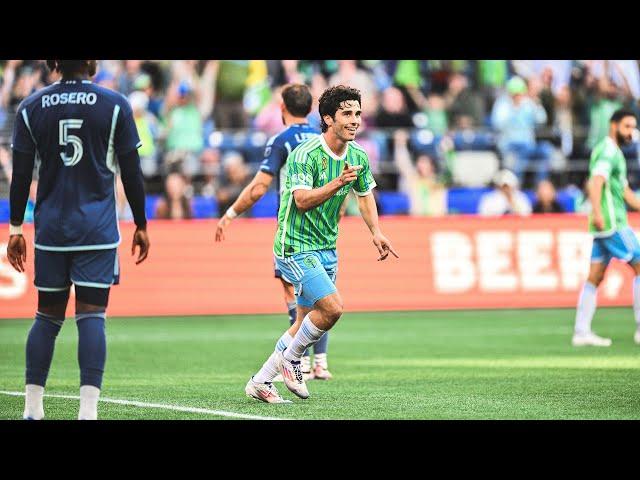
left=591, top=226, right=640, bottom=265
left=34, top=248, right=120, bottom=291
left=274, top=249, right=337, bottom=308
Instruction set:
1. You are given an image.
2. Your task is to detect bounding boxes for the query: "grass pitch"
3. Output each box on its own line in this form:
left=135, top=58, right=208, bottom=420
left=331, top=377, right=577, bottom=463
left=1, top=308, right=639, bottom=420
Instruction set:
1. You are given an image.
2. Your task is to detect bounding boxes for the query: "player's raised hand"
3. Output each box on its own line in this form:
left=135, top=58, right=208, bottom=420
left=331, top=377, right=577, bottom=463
left=338, top=163, right=362, bottom=185
left=132, top=227, right=150, bottom=265
left=6, top=234, right=27, bottom=272
left=372, top=233, right=399, bottom=261
left=215, top=214, right=232, bottom=242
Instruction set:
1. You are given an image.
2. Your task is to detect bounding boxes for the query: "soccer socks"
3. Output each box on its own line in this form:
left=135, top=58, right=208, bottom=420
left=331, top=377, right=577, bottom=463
left=76, top=312, right=107, bottom=389
left=633, top=276, right=640, bottom=328
left=78, top=385, right=100, bottom=420
left=313, top=331, right=329, bottom=355
left=24, top=384, right=45, bottom=420
left=25, top=312, right=64, bottom=387
left=575, top=282, right=598, bottom=335
left=284, top=314, right=326, bottom=362
left=287, top=301, right=297, bottom=325
left=254, top=331, right=293, bottom=383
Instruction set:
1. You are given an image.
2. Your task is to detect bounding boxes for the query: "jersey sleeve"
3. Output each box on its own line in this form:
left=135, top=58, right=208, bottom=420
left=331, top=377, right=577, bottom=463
left=288, top=148, right=315, bottom=192
left=114, top=99, right=142, bottom=156
left=591, top=144, right=617, bottom=180
left=352, top=153, right=377, bottom=196
left=11, top=104, right=36, bottom=155
left=259, top=135, right=287, bottom=176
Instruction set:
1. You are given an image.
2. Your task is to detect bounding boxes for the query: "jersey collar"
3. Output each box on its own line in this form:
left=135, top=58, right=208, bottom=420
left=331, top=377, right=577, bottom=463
left=320, top=133, right=348, bottom=161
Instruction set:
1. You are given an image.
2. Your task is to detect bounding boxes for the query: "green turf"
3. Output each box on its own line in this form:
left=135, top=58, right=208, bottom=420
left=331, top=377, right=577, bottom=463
left=1, top=308, right=640, bottom=419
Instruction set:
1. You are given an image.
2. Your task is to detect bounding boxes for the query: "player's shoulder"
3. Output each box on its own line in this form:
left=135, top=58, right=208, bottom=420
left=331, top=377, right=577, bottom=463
left=349, top=140, right=369, bottom=158
left=17, top=82, right=59, bottom=111
left=292, top=135, right=322, bottom=158
left=91, top=83, right=131, bottom=110
left=595, top=137, right=619, bottom=160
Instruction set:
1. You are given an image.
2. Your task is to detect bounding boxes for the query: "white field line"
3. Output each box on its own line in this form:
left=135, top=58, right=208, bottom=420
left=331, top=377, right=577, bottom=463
left=0, top=391, right=285, bottom=420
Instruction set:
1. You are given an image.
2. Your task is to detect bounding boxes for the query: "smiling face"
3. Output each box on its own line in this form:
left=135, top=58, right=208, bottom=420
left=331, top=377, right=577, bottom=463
left=324, top=99, right=362, bottom=142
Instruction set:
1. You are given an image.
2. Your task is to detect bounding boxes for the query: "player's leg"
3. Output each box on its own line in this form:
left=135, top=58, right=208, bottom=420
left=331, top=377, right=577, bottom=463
left=621, top=227, right=640, bottom=344
left=573, top=235, right=611, bottom=346
left=280, top=275, right=313, bottom=379
left=24, top=250, right=71, bottom=419
left=312, top=251, right=337, bottom=380
left=71, top=249, right=117, bottom=419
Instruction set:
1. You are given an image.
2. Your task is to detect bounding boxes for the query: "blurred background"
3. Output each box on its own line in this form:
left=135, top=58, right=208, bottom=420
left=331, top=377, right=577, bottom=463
left=1, top=59, right=640, bottom=223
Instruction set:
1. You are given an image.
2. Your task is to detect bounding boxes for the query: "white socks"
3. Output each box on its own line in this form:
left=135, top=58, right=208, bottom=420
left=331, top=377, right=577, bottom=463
left=575, top=282, right=597, bottom=335
left=284, top=314, right=326, bottom=362
left=254, top=331, right=293, bottom=383
left=78, top=385, right=100, bottom=420
left=23, top=384, right=44, bottom=420
left=633, top=276, right=640, bottom=329
left=314, top=353, right=328, bottom=369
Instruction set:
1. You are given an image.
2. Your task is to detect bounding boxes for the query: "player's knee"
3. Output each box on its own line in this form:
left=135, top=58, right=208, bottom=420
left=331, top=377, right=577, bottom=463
left=37, top=290, right=70, bottom=318
left=323, top=300, right=343, bottom=324
left=75, top=286, right=110, bottom=311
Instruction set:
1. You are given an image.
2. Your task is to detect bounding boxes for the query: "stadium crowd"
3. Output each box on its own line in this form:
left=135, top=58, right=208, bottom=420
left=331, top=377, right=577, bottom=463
left=1, top=59, right=639, bottom=220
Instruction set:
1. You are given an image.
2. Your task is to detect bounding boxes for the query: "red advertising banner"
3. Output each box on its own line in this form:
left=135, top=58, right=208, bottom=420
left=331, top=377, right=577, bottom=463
left=2, top=214, right=639, bottom=318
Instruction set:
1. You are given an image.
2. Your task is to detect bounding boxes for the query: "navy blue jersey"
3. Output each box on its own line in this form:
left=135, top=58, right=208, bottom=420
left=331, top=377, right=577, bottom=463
left=12, top=79, right=141, bottom=251
left=259, top=123, right=319, bottom=205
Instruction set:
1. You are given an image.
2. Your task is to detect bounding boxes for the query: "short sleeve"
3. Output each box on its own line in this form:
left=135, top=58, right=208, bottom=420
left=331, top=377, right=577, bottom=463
left=114, top=99, right=142, bottom=156
left=288, top=148, right=315, bottom=192
left=352, top=154, right=377, bottom=196
left=11, top=105, right=36, bottom=155
left=591, top=142, right=617, bottom=181
left=259, top=135, right=287, bottom=176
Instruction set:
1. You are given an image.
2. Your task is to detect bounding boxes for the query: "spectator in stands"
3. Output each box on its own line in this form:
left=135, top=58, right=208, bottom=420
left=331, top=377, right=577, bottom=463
left=307, top=73, right=328, bottom=131
left=155, top=172, right=193, bottom=220
left=424, top=93, right=449, bottom=136
left=392, top=60, right=429, bottom=113
left=393, top=129, right=447, bottom=216
left=254, top=86, right=286, bottom=137
left=375, top=86, right=414, bottom=128
left=532, top=179, right=565, bottom=213
left=117, top=60, right=143, bottom=97
left=329, top=60, right=378, bottom=122
left=478, top=169, right=532, bottom=216
left=444, top=72, right=485, bottom=129
left=129, top=91, right=160, bottom=178
left=94, top=69, right=117, bottom=91
left=215, top=151, right=251, bottom=217
left=491, top=75, right=553, bottom=186
left=133, top=73, right=163, bottom=120
left=200, top=148, right=221, bottom=199
left=163, top=80, right=204, bottom=178
left=212, top=60, right=252, bottom=128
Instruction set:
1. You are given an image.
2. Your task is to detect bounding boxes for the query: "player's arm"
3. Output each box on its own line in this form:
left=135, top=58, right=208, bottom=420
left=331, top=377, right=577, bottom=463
left=356, top=192, right=399, bottom=261
left=115, top=100, right=149, bottom=264
left=215, top=171, right=274, bottom=242
left=6, top=149, right=35, bottom=272
left=6, top=103, right=36, bottom=273
left=588, top=175, right=606, bottom=230
left=293, top=165, right=361, bottom=213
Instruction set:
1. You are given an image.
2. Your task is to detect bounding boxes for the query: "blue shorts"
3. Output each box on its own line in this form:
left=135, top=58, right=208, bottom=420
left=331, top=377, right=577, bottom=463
left=34, top=248, right=120, bottom=291
left=591, top=227, right=640, bottom=265
left=274, top=249, right=338, bottom=308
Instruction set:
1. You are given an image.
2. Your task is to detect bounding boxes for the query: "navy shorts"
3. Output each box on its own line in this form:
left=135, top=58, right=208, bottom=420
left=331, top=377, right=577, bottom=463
left=34, top=248, right=120, bottom=292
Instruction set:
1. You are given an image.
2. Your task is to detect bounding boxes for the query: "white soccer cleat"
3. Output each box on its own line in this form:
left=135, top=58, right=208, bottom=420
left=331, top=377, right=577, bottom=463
left=245, top=377, right=291, bottom=404
left=634, top=329, right=640, bottom=345
left=272, top=374, right=284, bottom=382
left=572, top=331, right=612, bottom=347
left=276, top=351, right=309, bottom=399
left=313, top=365, right=333, bottom=380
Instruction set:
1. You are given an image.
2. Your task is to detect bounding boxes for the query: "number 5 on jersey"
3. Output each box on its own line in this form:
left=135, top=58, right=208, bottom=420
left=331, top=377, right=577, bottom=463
left=59, top=119, right=84, bottom=166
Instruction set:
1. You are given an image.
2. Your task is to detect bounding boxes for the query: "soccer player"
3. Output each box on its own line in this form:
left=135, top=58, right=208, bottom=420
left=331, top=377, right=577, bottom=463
left=573, top=109, right=640, bottom=347
left=215, top=84, right=334, bottom=381
left=244, top=85, right=398, bottom=403
left=6, top=60, right=150, bottom=419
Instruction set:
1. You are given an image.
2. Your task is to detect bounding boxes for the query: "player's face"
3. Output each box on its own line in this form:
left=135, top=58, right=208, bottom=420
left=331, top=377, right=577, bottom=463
left=327, top=100, right=361, bottom=141
left=616, top=116, right=637, bottom=145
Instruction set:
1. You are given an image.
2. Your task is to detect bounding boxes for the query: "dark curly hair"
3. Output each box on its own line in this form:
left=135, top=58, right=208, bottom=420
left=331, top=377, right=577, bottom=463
left=46, top=60, right=96, bottom=78
left=318, top=85, right=362, bottom=133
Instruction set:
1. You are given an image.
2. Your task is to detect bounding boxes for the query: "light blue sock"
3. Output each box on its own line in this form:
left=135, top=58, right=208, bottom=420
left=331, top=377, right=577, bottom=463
left=575, top=282, right=597, bottom=334
left=633, top=276, right=640, bottom=328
